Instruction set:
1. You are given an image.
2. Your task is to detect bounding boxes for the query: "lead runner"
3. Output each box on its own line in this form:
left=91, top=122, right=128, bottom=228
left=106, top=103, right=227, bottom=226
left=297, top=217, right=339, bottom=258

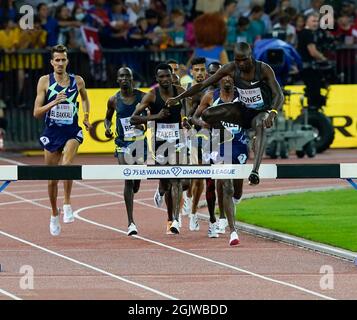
left=33, top=45, right=91, bottom=236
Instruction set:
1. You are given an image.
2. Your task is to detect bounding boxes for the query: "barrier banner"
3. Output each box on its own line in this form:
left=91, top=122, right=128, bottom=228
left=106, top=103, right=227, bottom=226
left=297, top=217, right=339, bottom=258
left=77, top=85, right=357, bottom=154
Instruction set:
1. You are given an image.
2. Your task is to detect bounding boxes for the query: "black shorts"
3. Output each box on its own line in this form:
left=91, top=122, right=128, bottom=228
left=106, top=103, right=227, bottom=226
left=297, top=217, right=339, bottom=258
left=239, top=106, right=262, bottom=129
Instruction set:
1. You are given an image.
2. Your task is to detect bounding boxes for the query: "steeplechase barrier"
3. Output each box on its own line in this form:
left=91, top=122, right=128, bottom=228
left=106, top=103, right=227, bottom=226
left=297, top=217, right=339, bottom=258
left=0, top=164, right=357, bottom=192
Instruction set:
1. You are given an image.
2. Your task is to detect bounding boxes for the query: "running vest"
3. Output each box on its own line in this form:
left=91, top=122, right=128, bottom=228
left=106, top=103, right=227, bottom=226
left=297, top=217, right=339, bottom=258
left=212, top=88, right=249, bottom=145
left=234, top=60, right=273, bottom=111
left=115, top=89, right=145, bottom=143
left=150, top=86, right=183, bottom=142
left=44, top=73, right=79, bottom=127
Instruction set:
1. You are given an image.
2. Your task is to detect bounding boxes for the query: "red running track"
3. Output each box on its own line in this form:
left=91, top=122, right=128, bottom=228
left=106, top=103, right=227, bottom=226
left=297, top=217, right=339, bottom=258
left=0, top=150, right=356, bottom=300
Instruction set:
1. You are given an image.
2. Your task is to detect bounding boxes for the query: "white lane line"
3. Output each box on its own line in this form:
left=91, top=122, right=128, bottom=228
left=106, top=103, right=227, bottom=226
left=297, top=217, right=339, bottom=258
left=73, top=203, right=335, bottom=301
left=0, top=157, right=24, bottom=165
left=0, top=230, right=177, bottom=300
left=0, top=288, right=22, bottom=300
left=0, top=192, right=107, bottom=206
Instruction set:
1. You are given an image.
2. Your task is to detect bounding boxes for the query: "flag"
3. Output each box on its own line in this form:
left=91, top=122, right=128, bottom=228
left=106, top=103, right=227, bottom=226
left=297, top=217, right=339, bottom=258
left=80, top=26, right=102, bottom=64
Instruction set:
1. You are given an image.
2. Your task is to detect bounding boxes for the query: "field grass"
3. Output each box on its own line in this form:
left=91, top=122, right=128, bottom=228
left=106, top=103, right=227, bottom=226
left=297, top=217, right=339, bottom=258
left=235, top=189, right=357, bottom=252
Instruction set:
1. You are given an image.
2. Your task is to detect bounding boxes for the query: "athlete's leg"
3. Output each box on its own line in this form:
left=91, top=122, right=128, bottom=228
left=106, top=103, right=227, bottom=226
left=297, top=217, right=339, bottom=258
left=249, top=112, right=269, bottom=185
left=44, top=149, right=62, bottom=216
left=205, top=178, right=216, bottom=224
left=217, top=180, right=225, bottom=219
left=201, top=102, right=245, bottom=127
left=61, top=139, right=80, bottom=205
left=233, top=179, right=243, bottom=200
left=220, top=179, right=235, bottom=233
left=170, top=179, right=182, bottom=222
left=118, top=153, right=140, bottom=226
left=191, top=179, right=204, bottom=214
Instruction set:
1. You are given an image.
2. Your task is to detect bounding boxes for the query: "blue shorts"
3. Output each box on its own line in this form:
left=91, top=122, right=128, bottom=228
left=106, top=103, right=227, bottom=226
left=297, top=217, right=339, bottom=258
left=219, top=141, right=249, bottom=164
left=39, top=125, right=83, bottom=152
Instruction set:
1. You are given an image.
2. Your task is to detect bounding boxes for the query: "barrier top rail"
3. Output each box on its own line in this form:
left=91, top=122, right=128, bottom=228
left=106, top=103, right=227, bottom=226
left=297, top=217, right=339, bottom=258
left=0, top=163, right=356, bottom=180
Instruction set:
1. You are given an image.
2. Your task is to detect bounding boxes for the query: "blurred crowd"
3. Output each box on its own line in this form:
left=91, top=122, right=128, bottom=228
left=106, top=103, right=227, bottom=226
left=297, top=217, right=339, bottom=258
left=0, top=0, right=357, bottom=53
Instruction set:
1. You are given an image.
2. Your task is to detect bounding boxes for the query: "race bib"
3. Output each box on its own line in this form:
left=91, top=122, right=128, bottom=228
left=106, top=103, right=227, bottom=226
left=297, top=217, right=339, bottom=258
left=221, top=121, right=242, bottom=135
left=156, top=123, right=179, bottom=142
left=238, top=87, right=265, bottom=110
left=120, top=117, right=143, bottom=140
left=49, top=103, right=74, bottom=125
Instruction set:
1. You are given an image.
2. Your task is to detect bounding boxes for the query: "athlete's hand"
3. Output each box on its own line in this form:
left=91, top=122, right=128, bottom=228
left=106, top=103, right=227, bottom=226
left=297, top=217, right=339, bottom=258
left=182, top=117, right=191, bottom=129
left=263, top=112, right=276, bottom=129
left=165, top=97, right=179, bottom=107
left=105, top=128, right=113, bottom=138
left=53, top=92, right=67, bottom=105
left=83, top=119, right=92, bottom=131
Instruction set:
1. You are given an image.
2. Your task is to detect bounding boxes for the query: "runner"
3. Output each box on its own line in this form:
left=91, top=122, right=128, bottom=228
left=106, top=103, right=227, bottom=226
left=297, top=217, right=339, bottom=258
left=185, top=58, right=222, bottom=237
left=193, top=74, right=249, bottom=245
left=33, top=44, right=91, bottom=236
left=104, top=67, right=146, bottom=236
left=167, top=42, right=284, bottom=185
left=130, top=63, right=187, bottom=234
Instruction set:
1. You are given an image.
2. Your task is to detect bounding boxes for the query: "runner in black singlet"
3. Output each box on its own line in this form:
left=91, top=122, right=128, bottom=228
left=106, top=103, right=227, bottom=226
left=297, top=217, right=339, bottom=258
left=166, top=42, right=284, bottom=186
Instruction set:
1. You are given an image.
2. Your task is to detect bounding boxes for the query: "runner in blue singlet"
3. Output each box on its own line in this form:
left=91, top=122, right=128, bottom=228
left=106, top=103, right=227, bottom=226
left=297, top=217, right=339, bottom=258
left=33, top=45, right=91, bottom=237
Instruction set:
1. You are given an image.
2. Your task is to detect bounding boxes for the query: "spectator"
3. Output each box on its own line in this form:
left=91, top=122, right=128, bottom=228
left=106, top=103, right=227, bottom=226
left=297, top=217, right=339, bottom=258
left=56, top=4, right=81, bottom=46
left=153, top=14, right=172, bottom=50
left=128, top=17, right=154, bottom=48
left=169, top=9, right=188, bottom=48
left=166, top=0, right=183, bottom=16
left=273, top=13, right=297, bottom=45
left=17, top=15, right=47, bottom=107
left=38, top=2, right=59, bottom=47
left=233, top=0, right=251, bottom=17
left=191, top=12, right=229, bottom=66
left=26, top=0, right=65, bottom=16
left=0, top=0, right=18, bottom=24
left=0, top=18, right=20, bottom=72
left=145, top=8, right=159, bottom=32
left=340, top=0, right=356, bottom=20
left=223, top=0, right=238, bottom=47
left=149, top=0, right=166, bottom=15
left=109, top=0, right=131, bottom=47
left=70, top=5, right=88, bottom=51
left=184, top=11, right=197, bottom=47
left=332, top=15, right=356, bottom=44
left=236, top=16, right=254, bottom=45
left=294, top=13, right=306, bottom=34
left=289, top=0, right=311, bottom=13
left=304, top=0, right=325, bottom=16
left=297, top=12, right=327, bottom=108
left=248, top=5, right=266, bottom=43
left=125, top=0, right=150, bottom=26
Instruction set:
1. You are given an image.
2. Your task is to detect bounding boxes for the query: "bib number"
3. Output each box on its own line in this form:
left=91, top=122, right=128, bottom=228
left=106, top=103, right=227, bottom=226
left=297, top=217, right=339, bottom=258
left=221, top=122, right=242, bottom=135
left=156, top=123, right=179, bottom=142
left=120, top=117, right=144, bottom=140
left=50, top=103, right=74, bottom=125
left=238, top=87, right=264, bottom=110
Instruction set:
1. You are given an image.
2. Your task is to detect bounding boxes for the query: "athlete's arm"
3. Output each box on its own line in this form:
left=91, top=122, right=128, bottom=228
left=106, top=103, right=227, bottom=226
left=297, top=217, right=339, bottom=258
left=191, top=91, right=213, bottom=129
left=104, top=95, right=116, bottom=138
left=130, top=91, right=169, bottom=125
left=33, top=75, right=67, bottom=119
left=262, top=64, right=284, bottom=128
left=76, top=75, right=91, bottom=131
left=166, top=63, right=233, bottom=106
